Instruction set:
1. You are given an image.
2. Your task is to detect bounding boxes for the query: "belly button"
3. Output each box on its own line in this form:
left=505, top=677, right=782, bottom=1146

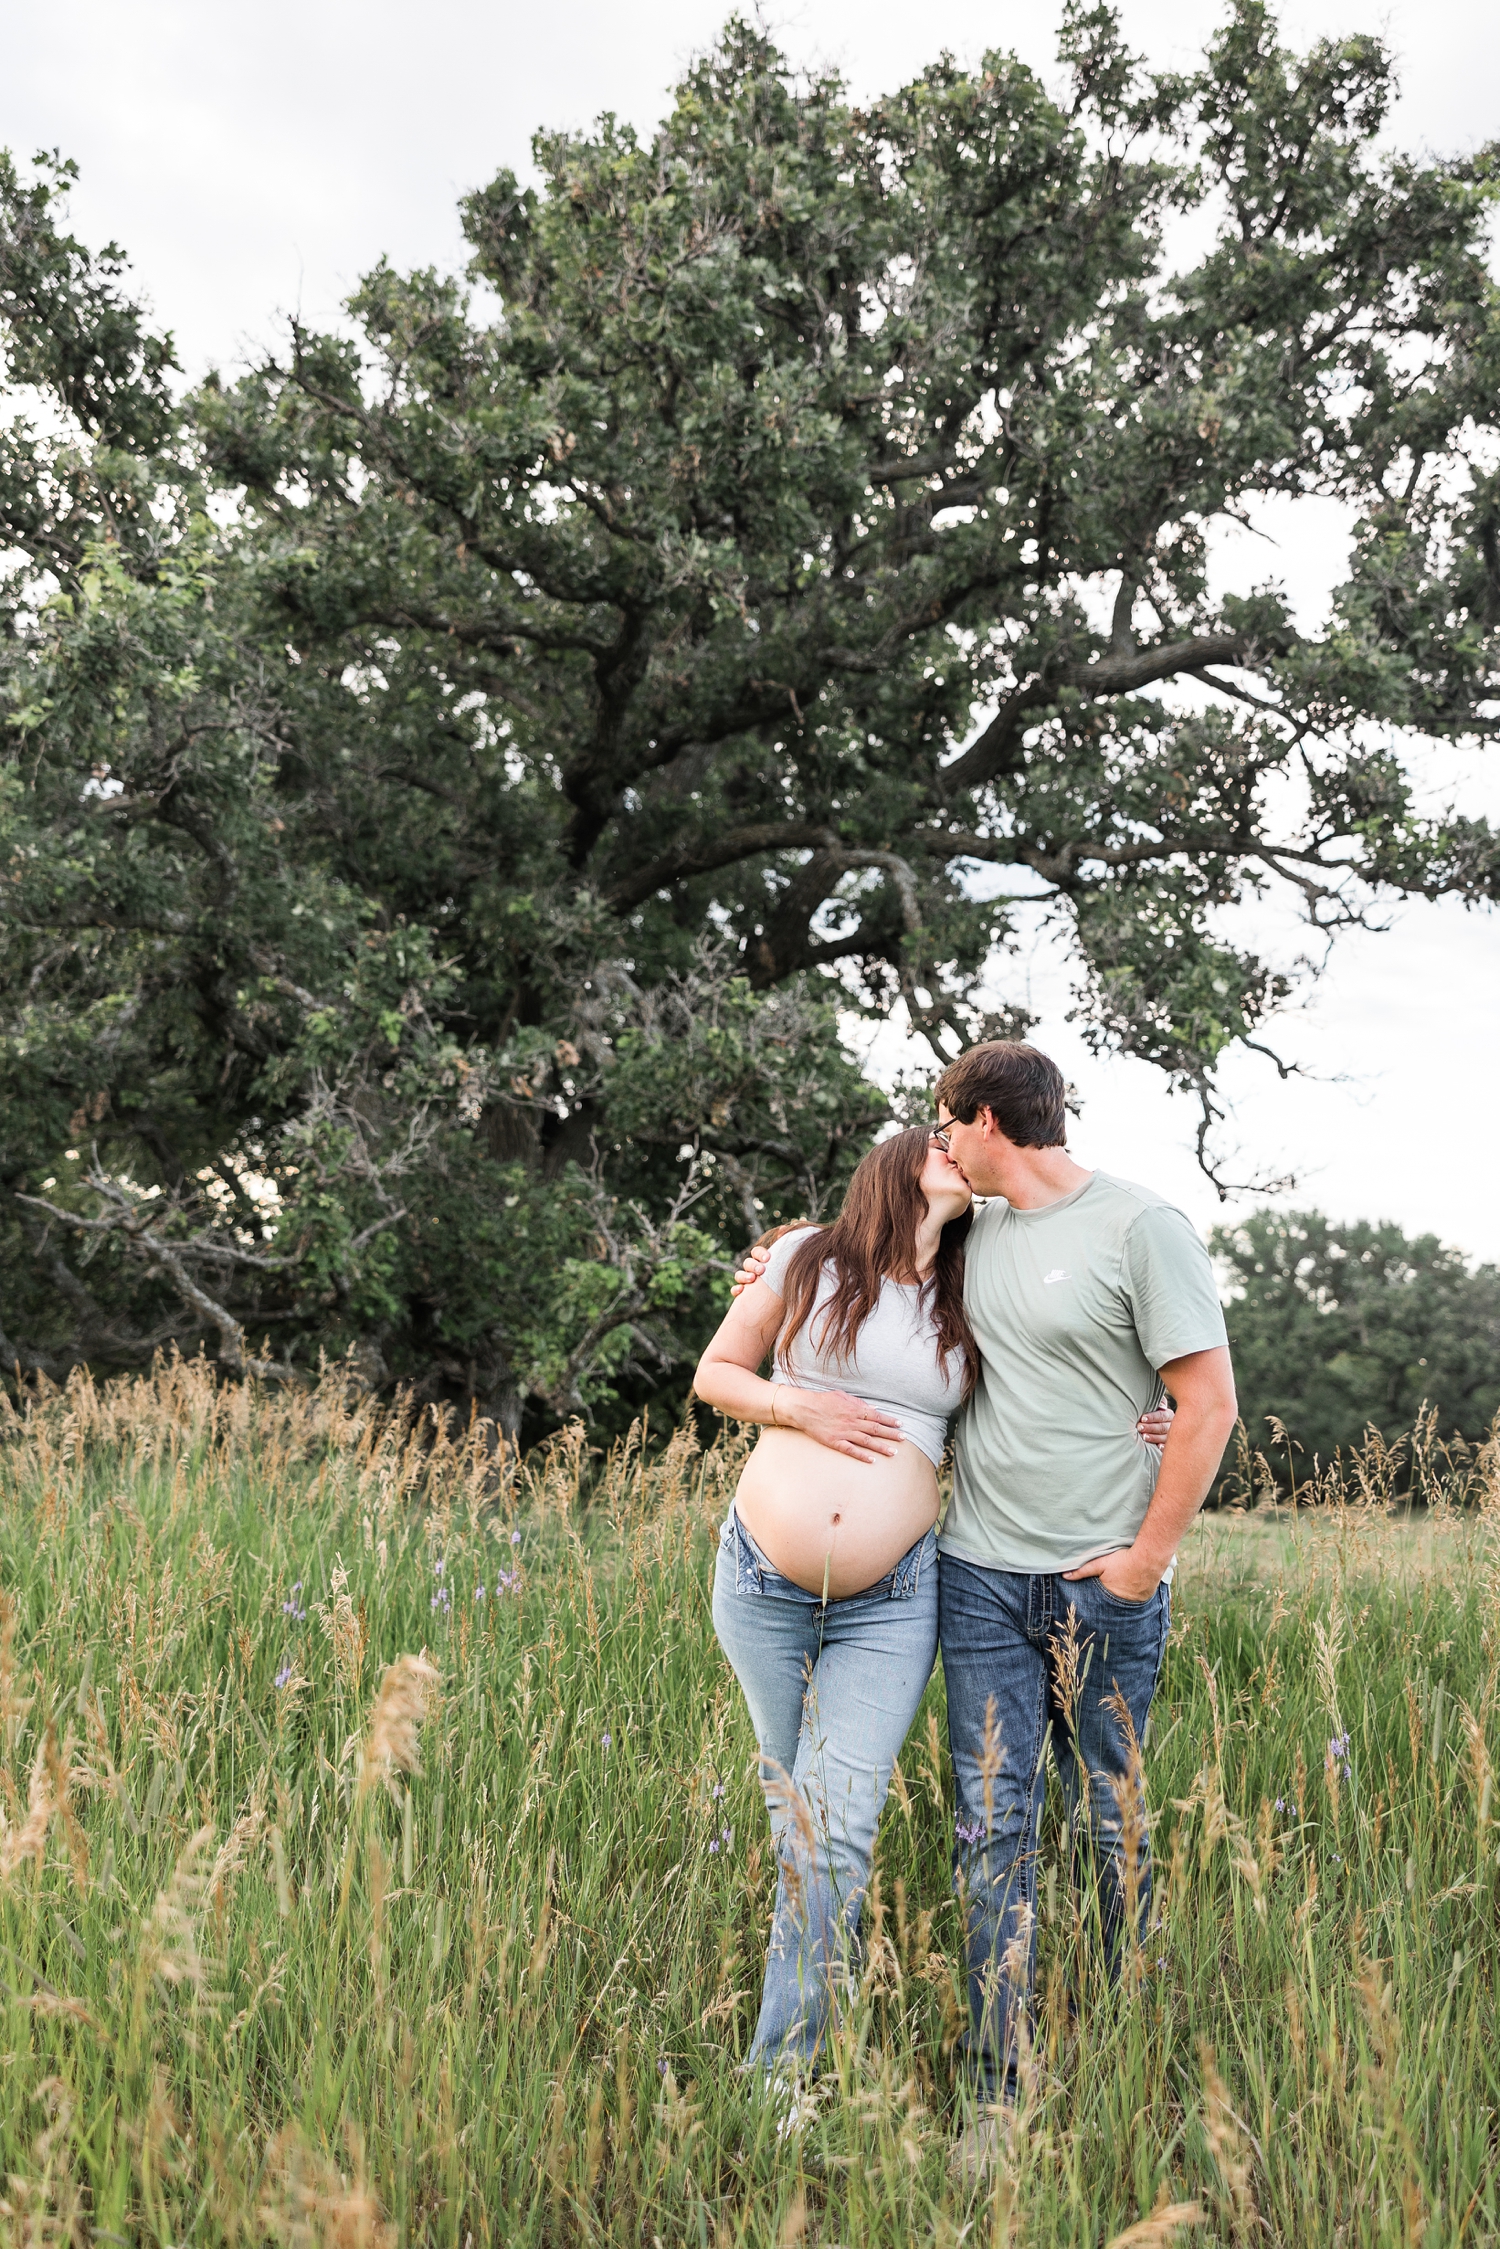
left=831, top=1512, right=842, bottom=1525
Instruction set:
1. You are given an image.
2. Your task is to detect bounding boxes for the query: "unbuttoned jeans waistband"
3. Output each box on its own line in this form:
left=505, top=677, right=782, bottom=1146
left=720, top=1504, right=936, bottom=1603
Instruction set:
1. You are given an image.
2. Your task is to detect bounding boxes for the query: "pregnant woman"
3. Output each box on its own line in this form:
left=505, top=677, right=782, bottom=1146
left=694, top=1125, right=975, bottom=2080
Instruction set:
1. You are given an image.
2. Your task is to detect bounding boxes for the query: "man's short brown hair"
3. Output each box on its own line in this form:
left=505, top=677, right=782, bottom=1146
left=933, top=1042, right=1068, bottom=1149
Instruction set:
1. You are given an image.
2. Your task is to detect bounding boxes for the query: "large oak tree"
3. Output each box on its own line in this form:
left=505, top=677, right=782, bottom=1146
left=2, top=3, right=1497, bottom=1433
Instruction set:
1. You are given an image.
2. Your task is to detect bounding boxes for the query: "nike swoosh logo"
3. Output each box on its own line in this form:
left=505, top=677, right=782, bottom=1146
left=1042, top=1269, right=1071, bottom=1285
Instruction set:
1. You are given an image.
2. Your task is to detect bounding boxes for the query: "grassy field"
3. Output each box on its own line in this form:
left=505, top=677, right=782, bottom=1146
left=1, top=1361, right=1497, bottom=2248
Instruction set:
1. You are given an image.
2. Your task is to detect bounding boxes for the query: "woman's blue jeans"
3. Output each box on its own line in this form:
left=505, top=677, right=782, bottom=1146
left=712, top=1507, right=939, bottom=2073
left=939, top=1556, right=1171, bottom=2101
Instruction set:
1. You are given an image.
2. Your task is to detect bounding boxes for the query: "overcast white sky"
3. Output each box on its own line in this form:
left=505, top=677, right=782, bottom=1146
left=7, top=0, right=1500, bottom=1256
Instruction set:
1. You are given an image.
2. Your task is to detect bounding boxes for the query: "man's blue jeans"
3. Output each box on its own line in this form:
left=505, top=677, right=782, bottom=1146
left=939, top=1556, right=1170, bottom=2101
left=712, top=1507, right=939, bottom=2072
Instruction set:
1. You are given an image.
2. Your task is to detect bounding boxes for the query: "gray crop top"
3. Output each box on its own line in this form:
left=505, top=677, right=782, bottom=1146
left=760, top=1226, right=967, bottom=1468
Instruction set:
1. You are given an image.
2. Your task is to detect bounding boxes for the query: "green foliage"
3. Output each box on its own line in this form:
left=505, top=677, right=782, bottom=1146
left=0, top=1368, right=1497, bottom=2243
left=1216, top=1208, right=1500, bottom=1475
left=2, top=2, right=1499, bottom=1422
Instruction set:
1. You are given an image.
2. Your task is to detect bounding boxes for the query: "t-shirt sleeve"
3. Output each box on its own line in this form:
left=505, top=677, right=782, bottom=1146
left=760, top=1225, right=822, bottom=1297
left=1119, top=1203, right=1228, bottom=1369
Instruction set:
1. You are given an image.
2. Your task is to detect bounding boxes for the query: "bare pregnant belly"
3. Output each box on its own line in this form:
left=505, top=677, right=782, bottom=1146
left=733, top=1427, right=940, bottom=1599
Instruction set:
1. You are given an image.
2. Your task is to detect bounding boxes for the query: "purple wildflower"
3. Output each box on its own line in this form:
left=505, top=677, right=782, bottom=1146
left=511, top=1529, right=522, bottom=1548
left=601, top=1732, right=611, bottom=1750
left=955, top=1817, right=985, bottom=1848
left=475, top=1585, right=486, bottom=1602
left=275, top=1663, right=293, bottom=1689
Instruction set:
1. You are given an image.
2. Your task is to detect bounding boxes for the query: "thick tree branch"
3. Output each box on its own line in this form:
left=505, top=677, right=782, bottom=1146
left=941, top=634, right=1257, bottom=793
left=604, top=822, right=835, bottom=910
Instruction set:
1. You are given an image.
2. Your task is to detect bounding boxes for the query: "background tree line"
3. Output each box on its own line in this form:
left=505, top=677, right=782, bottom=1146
left=1214, top=1208, right=1500, bottom=1484
left=2, top=3, right=1497, bottom=1445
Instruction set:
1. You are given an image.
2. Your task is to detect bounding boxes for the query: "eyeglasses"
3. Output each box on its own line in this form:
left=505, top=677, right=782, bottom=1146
left=929, top=1125, right=953, bottom=1152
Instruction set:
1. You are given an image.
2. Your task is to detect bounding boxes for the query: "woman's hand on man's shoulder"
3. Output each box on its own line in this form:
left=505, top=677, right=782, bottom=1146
left=729, top=1244, right=772, bottom=1299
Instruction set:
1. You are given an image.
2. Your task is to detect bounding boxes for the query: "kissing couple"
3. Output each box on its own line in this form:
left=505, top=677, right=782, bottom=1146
left=693, top=1039, right=1238, bottom=2174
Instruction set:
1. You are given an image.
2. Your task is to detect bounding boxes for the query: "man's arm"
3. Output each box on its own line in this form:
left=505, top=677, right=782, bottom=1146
left=1063, top=1346, right=1238, bottom=1600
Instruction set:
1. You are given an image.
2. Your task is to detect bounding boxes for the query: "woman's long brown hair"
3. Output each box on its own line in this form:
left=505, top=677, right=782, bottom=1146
left=776, top=1127, right=979, bottom=1396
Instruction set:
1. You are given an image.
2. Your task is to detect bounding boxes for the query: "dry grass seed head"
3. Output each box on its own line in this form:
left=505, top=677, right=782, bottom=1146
left=318, top=1560, right=366, bottom=1691
left=141, top=1823, right=217, bottom=1996
left=998, top=1900, right=1035, bottom=1995
left=0, top=1734, right=55, bottom=1881
left=761, top=1759, right=820, bottom=1926
left=357, top=1653, right=440, bottom=1804
left=1195, top=1651, right=1224, bottom=1771
left=1356, top=1953, right=1400, bottom=2110
left=0, top=2075, right=87, bottom=2248
left=0, top=1586, right=32, bottom=1748
left=1050, top=1603, right=1085, bottom=1733
left=207, top=1774, right=268, bottom=1914
left=1312, top=1600, right=1347, bottom=1740
left=1103, top=2201, right=1206, bottom=2248
left=1198, top=2045, right=1259, bottom=2239
left=261, top=2123, right=395, bottom=2249
left=43, top=1724, right=90, bottom=1891
left=777, top=2189, right=808, bottom=2245
left=1104, top=1685, right=1151, bottom=1955
left=1459, top=1697, right=1493, bottom=1851
left=978, top=1692, right=1005, bottom=1832
left=923, top=1705, right=947, bottom=1810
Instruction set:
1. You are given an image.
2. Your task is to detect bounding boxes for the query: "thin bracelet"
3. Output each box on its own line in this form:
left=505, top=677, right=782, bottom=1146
left=770, top=1390, right=782, bottom=1428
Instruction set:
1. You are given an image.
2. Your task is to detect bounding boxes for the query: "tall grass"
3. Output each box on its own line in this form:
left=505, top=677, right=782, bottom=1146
left=1, top=1358, right=1497, bottom=2246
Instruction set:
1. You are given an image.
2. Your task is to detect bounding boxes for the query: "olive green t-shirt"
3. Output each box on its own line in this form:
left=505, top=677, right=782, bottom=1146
left=940, top=1172, right=1228, bottom=1576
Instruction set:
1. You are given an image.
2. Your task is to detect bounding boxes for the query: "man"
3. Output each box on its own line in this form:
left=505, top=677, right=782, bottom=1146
left=733, top=1041, right=1237, bottom=2167
left=928, top=1041, right=1235, bottom=2172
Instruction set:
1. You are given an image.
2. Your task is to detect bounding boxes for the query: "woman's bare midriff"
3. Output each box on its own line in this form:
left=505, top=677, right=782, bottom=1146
left=733, top=1425, right=940, bottom=1600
